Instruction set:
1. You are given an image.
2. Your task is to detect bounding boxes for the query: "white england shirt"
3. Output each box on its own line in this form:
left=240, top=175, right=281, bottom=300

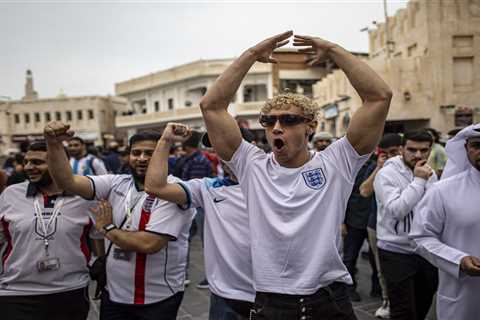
left=88, top=174, right=194, bottom=305
left=227, top=137, right=369, bottom=294
left=0, top=182, right=100, bottom=296
left=180, top=177, right=255, bottom=302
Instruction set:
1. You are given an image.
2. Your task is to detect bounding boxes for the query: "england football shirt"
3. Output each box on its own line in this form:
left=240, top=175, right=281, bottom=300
left=227, top=137, right=369, bottom=294
left=70, top=154, right=108, bottom=176
left=0, top=182, right=100, bottom=296
left=180, top=178, right=255, bottom=302
left=87, top=174, right=194, bottom=305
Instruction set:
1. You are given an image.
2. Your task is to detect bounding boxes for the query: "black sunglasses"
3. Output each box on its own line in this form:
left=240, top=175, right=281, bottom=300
left=259, top=114, right=313, bottom=127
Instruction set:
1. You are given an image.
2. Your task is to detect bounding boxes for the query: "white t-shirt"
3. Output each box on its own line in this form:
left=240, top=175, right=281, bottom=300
left=227, top=137, right=369, bottom=294
left=88, top=174, right=194, bottom=305
left=0, top=182, right=100, bottom=296
left=180, top=178, right=255, bottom=302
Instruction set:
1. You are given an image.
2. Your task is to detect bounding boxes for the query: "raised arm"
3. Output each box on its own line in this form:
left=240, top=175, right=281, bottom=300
left=293, top=35, right=392, bottom=155
left=44, top=121, right=94, bottom=199
left=145, top=123, right=191, bottom=205
left=200, top=31, right=292, bottom=161
left=359, top=153, right=386, bottom=197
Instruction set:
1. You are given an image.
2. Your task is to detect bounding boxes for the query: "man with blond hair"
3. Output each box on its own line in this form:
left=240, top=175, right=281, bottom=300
left=198, top=31, right=392, bottom=319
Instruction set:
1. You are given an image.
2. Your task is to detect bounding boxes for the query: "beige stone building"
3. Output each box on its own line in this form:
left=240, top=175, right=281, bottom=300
left=114, top=50, right=330, bottom=141
left=314, top=0, right=480, bottom=137
left=0, top=70, right=127, bottom=154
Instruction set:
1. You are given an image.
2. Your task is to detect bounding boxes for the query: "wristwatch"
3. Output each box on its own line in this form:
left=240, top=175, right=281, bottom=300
left=103, top=223, right=117, bottom=234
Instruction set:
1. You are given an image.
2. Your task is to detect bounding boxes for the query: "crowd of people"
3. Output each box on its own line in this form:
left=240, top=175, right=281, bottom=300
left=0, top=32, right=479, bottom=320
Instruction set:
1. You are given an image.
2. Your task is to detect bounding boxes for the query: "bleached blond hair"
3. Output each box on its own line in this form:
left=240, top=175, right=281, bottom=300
left=260, top=92, right=319, bottom=120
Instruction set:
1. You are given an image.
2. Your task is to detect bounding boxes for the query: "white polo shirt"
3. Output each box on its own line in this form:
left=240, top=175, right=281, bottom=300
left=88, top=174, right=194, bottom=305
left=227, top=137, right=369, bottom=294
left=0, top=182, right=99, bottom=296
left=180, top=177, right=255, bottom=302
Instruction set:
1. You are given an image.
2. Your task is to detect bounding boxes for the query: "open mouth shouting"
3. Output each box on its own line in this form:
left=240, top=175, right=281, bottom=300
left=273, top=138, right=286, bottom=153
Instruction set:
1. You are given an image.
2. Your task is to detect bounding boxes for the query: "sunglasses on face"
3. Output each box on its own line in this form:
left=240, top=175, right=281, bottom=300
left=259, top=114, right=313, bottom=128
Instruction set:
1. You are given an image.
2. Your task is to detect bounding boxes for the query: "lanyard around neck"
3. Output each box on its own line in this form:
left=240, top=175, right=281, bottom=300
left=124, top=185, right=143, bottom=227
left=33, top=195, right=65, bottom=239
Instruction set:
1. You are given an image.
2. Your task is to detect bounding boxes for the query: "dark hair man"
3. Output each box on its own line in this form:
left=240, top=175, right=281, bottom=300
left=358, top=132, right=403, bottom=319
left=103, top=141, right=122, bottom=174
left=145, top=123, right=255, bottom=320
left=43, top=122, right=194, bottom=320
left=198, top=31, right=392, bottom=319
left=6, top=153, right=27, bottom=186
left=0, top=141, right=101, bottom=320
left=374, top=130, right=438, bottom=320
left=68, top=136, right=108, bottom=176
left=411, top=124, right=480, bottom=320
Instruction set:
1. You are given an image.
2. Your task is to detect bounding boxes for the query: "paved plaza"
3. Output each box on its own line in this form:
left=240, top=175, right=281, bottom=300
left=89, top=235, right=436, bottom=320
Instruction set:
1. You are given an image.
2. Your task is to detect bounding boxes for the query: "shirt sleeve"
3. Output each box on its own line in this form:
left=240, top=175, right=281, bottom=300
left=93, top=158, right=109, bottom=175
left=146, top=199, right=193, bottom=240
left=322, top=137, right=371, bottom=183
left=226, top=140, right=265, bottom=183
left=410, top=186, right=468, bottom=279
left=0, top=192, right=6, bottom=244
left=178, top=178, right=205, bottom=210
left=87, top=174, right=117, bottom=200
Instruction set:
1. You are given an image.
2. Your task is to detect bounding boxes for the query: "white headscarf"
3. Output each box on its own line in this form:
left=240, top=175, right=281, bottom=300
left=442, top=123, right=480, bottom=179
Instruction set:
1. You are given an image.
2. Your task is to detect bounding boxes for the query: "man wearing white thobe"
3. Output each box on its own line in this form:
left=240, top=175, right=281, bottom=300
left=411, top=123, right=480, bottom=320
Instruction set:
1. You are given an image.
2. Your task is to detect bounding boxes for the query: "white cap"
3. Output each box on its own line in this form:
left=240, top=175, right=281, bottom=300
left=312, top=131, right=333, bottom=142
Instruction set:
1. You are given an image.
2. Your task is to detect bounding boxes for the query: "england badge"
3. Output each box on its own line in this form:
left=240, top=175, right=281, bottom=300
left=302, top=168, right=327, bottom=190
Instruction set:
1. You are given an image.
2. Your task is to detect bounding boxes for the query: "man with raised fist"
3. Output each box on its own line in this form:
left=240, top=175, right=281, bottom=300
left=43, top=121, right=194, bottom=320
left=145, top=122, right=255, bottom=320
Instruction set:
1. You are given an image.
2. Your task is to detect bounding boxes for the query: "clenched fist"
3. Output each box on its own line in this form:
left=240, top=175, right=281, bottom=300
left=44, top=121, right=75, bottom=144
left=160, top=122, right=192, bottom=144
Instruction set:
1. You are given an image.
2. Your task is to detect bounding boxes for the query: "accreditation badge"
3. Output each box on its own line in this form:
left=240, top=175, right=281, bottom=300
left=37, top=257, right=61, bottom=272
left=113, top=248, right=132, bottom=261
